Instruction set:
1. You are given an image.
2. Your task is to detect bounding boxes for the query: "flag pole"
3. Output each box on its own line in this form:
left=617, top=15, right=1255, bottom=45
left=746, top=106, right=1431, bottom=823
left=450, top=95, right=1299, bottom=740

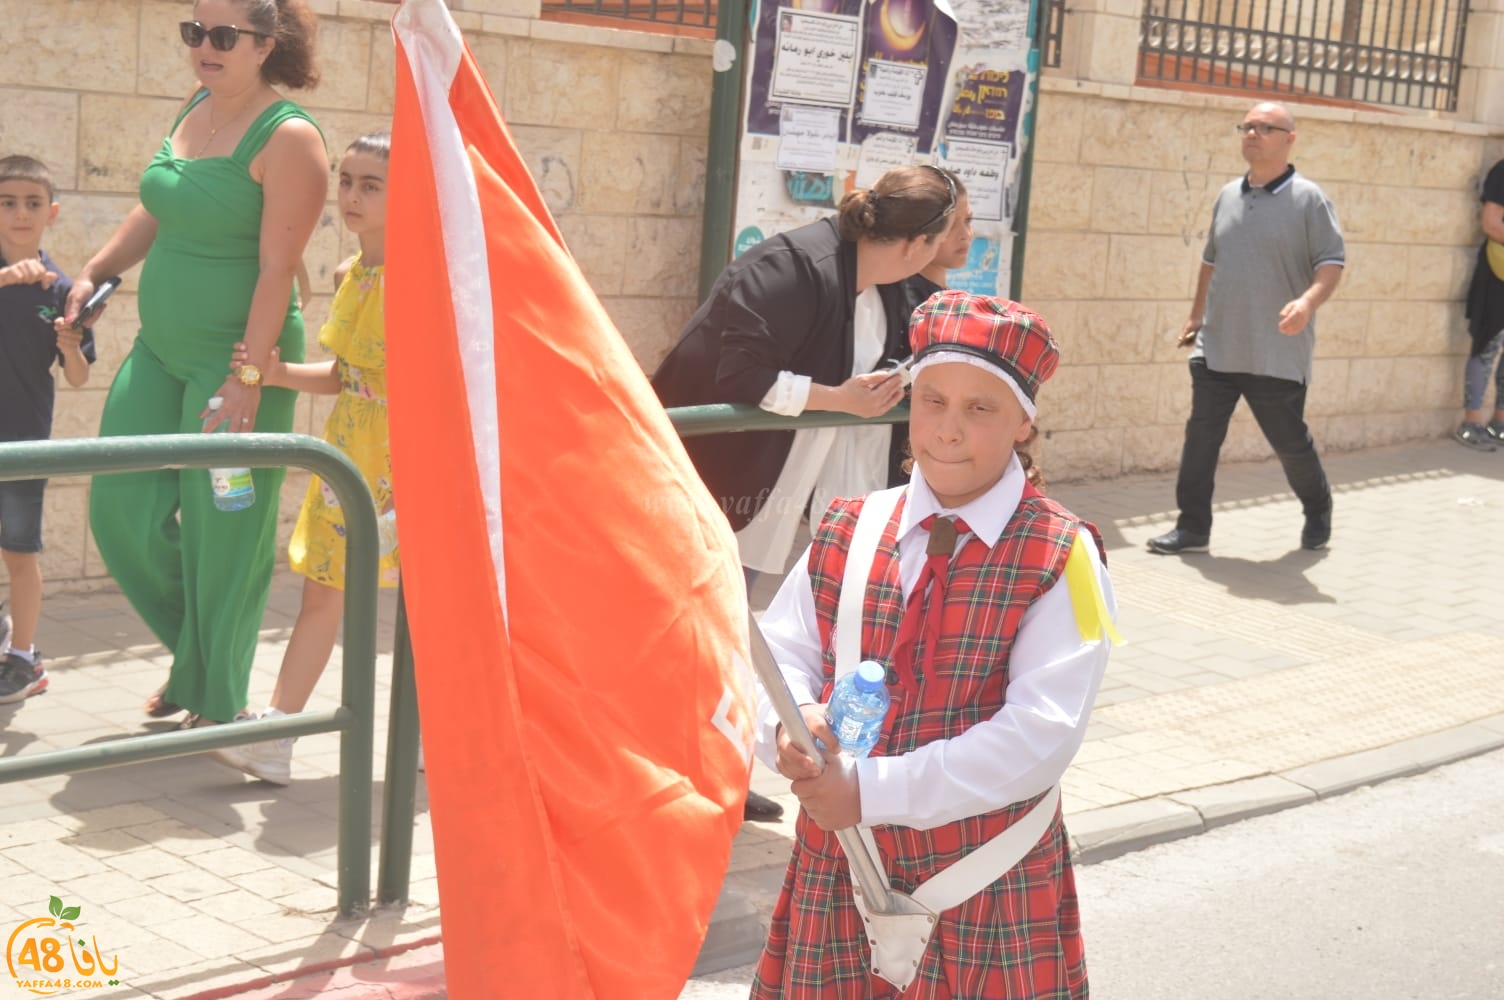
left=745, top=613, right=900, bottom=915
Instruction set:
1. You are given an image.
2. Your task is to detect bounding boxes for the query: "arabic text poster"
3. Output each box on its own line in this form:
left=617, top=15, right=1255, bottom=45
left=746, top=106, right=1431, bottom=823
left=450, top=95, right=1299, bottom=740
left=770, top=9, right=863, bottom=108
left=938, top=138, right=1011, bottom=222
left=859, top=59, right=927, bottom=131
left=776, top=106, right=843, bottom=172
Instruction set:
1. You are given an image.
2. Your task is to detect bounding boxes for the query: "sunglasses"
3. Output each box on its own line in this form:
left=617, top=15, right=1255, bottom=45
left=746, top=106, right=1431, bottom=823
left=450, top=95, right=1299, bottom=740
left=915, top=165, right=959, bottom=236
left=179, top=20, right=269, bottom=51
left=1233, top=122, right=1290, bottom=137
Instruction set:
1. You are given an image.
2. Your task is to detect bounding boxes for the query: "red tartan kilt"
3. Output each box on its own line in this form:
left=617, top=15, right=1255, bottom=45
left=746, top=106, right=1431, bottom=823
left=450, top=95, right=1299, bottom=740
left=752, top=808, right=1087, bottom=1000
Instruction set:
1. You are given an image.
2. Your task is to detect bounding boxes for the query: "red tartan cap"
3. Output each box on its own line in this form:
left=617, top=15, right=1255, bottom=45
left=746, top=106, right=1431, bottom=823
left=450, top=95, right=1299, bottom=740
left=908, top=291, right=1060, bottom=416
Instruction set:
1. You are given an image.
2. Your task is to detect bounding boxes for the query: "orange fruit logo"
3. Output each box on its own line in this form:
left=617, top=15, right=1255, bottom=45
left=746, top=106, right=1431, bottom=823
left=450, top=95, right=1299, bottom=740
left=5, top=896, right=121, bottom=996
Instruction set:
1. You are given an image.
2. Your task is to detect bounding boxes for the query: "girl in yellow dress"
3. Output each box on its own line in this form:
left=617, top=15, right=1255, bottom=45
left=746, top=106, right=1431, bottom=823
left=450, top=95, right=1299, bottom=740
left=215, top=131, right=393, bottom=784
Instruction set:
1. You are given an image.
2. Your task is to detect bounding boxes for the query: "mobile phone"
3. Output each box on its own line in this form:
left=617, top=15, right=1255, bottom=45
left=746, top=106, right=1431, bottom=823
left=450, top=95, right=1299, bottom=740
left=880, top=354, right=917, bottom=385
left=71, top=276, right=121, bottom=329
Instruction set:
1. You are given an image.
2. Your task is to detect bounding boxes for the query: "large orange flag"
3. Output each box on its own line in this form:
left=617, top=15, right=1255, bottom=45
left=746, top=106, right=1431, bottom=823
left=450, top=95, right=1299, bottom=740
left=385, top=2, right=756, bottom=997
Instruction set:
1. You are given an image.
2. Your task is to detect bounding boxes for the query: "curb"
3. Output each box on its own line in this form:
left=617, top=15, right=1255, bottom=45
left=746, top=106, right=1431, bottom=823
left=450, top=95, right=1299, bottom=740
left=1068, top=714, right=1504, bottom=864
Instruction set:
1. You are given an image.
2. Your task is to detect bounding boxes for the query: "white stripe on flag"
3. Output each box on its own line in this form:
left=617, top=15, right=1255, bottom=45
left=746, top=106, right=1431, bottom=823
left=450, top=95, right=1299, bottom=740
left=393, top=0, right=509, bottom=628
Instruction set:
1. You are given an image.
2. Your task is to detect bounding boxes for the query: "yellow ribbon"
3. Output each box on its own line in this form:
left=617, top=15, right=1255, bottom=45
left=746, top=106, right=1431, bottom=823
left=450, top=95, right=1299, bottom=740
left=1487, top=239, right=1504, bottom=283
left=1064, top=532, right=1125, bottom=646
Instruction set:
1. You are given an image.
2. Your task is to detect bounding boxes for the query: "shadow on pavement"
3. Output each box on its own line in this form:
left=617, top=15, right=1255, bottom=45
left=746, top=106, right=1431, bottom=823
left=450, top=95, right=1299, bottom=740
left=1179, top=547, right=1335, bottom=604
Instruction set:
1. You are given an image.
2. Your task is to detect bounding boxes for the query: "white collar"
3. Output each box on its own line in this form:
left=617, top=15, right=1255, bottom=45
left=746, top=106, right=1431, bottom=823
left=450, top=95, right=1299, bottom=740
left=896, top=454, right=1026, bottom=549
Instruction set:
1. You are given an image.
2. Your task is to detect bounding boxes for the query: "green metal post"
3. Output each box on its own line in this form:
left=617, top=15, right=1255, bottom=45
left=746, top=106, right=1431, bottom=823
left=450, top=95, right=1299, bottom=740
left=0, top=434, right=378, bottom=918
left=696, top=0, right=750, bottom=300
left=1008, top=0, right=1047, bottom=301
left=378, top=582, right=421, bottom=904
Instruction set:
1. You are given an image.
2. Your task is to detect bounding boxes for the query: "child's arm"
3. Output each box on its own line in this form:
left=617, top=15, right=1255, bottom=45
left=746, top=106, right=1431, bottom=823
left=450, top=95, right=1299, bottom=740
left=53, top=321, right=91, bottom=387
left=276, top=361, right=341, bottom=394
left=332, top=254, right=358, bottom=292
left=857, top=531, right=1117, bottom=832
left=231, top=342, right=340, bottom=394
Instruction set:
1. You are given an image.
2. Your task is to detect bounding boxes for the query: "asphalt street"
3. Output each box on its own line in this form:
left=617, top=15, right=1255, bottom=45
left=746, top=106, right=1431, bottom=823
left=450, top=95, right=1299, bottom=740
left=1080, top=747, right=1504, bottom=1000
left=685, top=749, right=1504, bottom=999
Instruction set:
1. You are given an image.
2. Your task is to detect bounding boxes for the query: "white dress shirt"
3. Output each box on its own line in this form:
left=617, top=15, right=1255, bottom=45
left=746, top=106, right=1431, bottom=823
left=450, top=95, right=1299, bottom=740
left=754, top=457, right=1117, bottom=831
left=736, top=287, right=894, bottom=575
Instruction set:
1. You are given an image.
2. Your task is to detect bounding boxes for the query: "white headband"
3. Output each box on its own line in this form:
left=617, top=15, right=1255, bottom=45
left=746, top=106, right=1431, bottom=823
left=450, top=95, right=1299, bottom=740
left=910, top=350, right=1037, bottom=419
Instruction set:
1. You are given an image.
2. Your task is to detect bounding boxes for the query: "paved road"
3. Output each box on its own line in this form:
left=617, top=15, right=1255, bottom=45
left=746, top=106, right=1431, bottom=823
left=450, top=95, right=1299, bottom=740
left=687, top=749, right=1504, bottom=999
left=1081, top=748, right=1504, bottom=1000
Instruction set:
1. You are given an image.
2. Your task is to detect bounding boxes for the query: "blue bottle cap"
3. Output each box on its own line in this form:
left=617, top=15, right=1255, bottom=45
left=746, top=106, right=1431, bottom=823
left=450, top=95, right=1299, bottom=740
left=854, top=660, right=887, bottom=692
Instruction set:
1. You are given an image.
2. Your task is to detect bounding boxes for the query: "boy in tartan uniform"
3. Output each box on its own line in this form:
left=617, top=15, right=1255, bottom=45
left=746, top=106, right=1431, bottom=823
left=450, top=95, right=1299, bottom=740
left=753, top=291, right=1120, bottom=999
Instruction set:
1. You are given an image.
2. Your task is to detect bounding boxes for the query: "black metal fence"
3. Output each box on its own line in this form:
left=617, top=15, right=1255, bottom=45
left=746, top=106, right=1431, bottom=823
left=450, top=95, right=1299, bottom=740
left=1139, top=0, right=1470, bottom=111
left=1042, top=0, right=1068, bottom=68
left=542, top=0, right=714, bottom=30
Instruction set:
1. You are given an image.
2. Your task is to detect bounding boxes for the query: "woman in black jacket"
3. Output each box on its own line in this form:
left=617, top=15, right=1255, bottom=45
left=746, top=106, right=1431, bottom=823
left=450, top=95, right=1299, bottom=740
left=653, top=165, right=957, bottom=582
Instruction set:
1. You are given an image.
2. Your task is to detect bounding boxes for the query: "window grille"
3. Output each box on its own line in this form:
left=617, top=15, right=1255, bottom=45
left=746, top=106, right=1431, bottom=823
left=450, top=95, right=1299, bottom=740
left=1042, top=0, right=1067, bottom=68
left=1139, top=0, right=1470, bottom=111
left=541, top=0, right=714, bottom=32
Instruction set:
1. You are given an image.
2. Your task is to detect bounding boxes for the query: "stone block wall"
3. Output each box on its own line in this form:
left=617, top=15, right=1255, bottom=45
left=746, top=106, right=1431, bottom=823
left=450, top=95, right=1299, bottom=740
left=0, top=0, right=711, bottom=591
left=1022, top=80, right=1504, bottom=481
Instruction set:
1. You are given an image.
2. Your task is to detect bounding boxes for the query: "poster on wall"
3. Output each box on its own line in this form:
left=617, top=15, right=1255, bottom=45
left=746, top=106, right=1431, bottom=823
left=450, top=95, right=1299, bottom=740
left=734, top=0, right=1037, bottom=299
left=770, top=8, right=862, bottom=107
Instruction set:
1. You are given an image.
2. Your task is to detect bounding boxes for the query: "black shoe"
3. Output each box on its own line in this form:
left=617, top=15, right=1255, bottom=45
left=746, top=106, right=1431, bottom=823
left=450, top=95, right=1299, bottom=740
left=1146, top=529, right=1209, bottom=554
left=1454, top=423, right=1497, bottom=452
left=0, top=652, right=48, bottom=704
left=1301, top=509, right=1331, bottom=550
left=743, top=790, right=784, bottom=822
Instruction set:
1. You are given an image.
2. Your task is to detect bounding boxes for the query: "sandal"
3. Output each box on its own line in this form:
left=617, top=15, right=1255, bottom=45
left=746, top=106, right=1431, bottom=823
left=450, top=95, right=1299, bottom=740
left=145, top=687, right=183, bottom=718
left=177, top=714, right=226, bottom=730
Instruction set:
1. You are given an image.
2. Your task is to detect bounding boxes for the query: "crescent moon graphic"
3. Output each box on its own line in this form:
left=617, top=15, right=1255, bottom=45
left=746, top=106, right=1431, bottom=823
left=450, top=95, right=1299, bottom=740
left=879, top=0, right=927, bottom=53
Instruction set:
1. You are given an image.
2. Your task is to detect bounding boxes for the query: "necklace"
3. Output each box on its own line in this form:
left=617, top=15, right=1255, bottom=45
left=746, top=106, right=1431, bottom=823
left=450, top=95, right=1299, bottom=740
left=193, top=99, right=255, bottom=159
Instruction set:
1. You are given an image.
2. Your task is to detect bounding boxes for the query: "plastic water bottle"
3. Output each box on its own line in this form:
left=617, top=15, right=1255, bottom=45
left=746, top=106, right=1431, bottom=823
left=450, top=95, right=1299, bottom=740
left=827, top=660, right=891, bottom=758
left=377, top=508, right=399, bottom=556
left=204, top=397, right=255, bottom=512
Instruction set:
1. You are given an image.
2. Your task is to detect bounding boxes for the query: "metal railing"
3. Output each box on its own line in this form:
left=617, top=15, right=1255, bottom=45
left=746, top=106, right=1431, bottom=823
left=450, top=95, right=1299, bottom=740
left=1138, top=0, right=1470, bottom=111
left=0, top=434, right=380, bottom=917
left=1043, top=0, right=1067, bottom=68
left=541, top=0, right=714, bottom=31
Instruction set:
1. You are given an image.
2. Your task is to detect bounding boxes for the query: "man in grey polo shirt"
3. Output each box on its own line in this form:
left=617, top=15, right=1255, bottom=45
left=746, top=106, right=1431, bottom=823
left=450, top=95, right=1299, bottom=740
left=1149, top=101, right=1345, bottom=555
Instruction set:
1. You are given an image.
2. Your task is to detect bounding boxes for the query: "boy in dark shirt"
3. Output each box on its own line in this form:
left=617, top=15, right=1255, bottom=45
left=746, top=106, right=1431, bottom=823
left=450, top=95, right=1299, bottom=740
left=0, top=155, right=95, bottom=703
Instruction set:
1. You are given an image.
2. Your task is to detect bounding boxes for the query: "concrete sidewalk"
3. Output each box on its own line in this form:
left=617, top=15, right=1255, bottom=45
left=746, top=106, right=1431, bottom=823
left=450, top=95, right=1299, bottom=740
left=2, top=440, right=1502, bottom=999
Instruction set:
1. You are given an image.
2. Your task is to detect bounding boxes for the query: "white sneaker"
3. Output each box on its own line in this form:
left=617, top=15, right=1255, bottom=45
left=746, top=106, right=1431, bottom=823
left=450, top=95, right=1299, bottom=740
left=212, top=732, right=295, bottom=785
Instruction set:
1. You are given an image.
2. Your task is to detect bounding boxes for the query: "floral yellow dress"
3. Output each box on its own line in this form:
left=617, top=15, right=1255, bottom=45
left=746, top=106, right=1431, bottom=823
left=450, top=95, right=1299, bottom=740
left=288, top=257, right=399, bottom=588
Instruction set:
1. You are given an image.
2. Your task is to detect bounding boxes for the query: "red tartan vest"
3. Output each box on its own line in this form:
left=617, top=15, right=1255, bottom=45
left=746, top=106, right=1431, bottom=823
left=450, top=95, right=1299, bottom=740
left=800, top=484, right=1102, bottom=881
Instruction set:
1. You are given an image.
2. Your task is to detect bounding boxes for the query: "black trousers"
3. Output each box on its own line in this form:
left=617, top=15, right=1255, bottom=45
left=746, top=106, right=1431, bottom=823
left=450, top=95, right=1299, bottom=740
left=1175, top=358, right=1331, bottom=537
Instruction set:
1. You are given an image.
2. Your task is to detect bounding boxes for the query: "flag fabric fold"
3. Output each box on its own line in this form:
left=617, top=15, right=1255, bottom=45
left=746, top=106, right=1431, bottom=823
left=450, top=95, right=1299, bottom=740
left=386, top=2, right=756, bottom=996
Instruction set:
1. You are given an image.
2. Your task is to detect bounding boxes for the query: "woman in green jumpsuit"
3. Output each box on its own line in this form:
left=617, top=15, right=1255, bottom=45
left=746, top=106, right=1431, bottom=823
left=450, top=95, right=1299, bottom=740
left=65, top=0, right=329, bottom=725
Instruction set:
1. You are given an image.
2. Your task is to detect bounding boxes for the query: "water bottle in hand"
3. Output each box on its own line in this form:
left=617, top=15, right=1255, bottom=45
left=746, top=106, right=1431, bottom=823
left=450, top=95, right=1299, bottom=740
left=204, top=397, right=255, bottom=512
left=826, top=659, right=891, bottom=758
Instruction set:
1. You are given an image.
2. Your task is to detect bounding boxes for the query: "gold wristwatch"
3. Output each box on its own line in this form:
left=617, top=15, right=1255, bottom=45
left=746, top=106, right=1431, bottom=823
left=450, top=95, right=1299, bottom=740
left=236, top=364, right=264, bottom=387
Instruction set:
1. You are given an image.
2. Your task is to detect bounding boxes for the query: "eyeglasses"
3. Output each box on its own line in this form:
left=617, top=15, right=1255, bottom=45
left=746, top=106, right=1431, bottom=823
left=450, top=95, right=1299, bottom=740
left=1233, top=123, right=1290, bottom=137
left=179, top=20, right=269, bottom=51
left=914, top=165, right=958, bottom=236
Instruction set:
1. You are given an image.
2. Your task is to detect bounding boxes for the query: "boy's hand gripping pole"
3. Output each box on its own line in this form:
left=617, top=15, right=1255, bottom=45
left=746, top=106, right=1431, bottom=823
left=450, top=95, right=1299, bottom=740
left=745, top=612, right=902, bottom=916
left=746, top=613, right=951, bottom=989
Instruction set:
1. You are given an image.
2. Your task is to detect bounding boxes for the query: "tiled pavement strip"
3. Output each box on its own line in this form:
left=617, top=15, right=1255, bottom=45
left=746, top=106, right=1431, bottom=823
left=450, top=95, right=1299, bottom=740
left=1, top=440, right=1502, bottom=998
